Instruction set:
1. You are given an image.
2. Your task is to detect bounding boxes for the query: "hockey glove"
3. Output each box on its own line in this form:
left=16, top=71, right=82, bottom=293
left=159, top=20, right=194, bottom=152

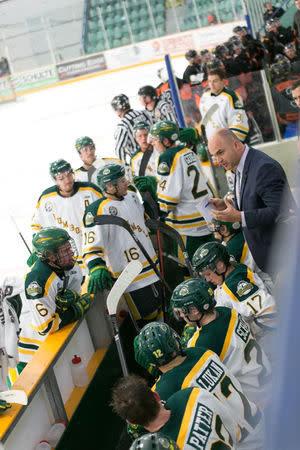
left=0, top=399, right=11, bottom=413
left=197, top=143, right=209, bottom=162
left=133, top=335, right=160, bottom=378
left=179, top=127, right=201, bottom=146
left=56, top=289, right=80, bottom=312
left=180, top=324, right=197, bottom=350
left=134, top=176, right=157, bottom=200
left=72, top=293, right=94, bottom=320
left=87, top=266, right=113, bottom=295
left=7, top=294, right=22, bottom=320
left=26, top=252, right=38, bottom=267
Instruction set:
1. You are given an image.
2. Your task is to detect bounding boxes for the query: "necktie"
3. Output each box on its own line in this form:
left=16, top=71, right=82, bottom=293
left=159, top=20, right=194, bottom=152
left=235, top=169, right=241, bottom=209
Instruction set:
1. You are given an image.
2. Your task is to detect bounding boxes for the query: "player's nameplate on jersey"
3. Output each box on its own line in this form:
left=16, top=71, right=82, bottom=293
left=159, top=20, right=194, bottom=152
left=196, top=194, right=215, bottom=223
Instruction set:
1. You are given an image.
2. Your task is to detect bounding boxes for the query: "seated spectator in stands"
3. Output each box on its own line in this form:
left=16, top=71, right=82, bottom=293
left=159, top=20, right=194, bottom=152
left=207, top=13, right=216, bottom=25
left=0, top=57, right=10, bottom=76
left=182, top=49, right=203, bottom=84
left=263, top=2, right=285, bottom=22
left=265, top=18, right=294, bottom=49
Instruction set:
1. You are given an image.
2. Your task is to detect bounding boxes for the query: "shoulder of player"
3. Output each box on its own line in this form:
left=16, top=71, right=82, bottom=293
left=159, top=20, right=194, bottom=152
left=157, top=145, right=188, bottom=175
left=185, top=346, right=211, bottom=361
left=226, top=232, right=244, bottom=259
left=223, top=263, right=259, bottom=301
left=74, top=166, right=86, bottom=174
left=222, top=88, right=244, bottom=109
left=25, top=261, right=55, bottom=299
left=130, top=149, right=142, bottom=162
left=75, top=181, right=102, bottom=195
left=83, top=197, right=108, bottom=222
left=37, top=185, right=58, bottom=202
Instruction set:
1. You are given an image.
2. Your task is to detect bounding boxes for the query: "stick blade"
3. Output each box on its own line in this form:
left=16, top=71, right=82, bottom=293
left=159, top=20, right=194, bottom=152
left=201, top=103, right=219, bottom=127
left=0, top=390, right=28, bottom=405
left=106, top=261, right=143, bottom=316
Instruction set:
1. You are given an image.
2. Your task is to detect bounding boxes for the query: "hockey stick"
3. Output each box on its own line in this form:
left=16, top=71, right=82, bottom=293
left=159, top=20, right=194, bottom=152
left=0, top=389, right=28, bottom=405
left=94, top=215, right=172, bottom=294
left=200, top=104, right=221, bottom=194
left=10, top=215, right=31, bottom=254
left=145, top=219, right=197, bottom=278
left=107, top=260, right=143, bottom=376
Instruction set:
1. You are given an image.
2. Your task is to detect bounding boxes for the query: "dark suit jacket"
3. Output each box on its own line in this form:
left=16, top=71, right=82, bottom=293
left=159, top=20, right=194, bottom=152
left=235, top=147, right=296, bottom=273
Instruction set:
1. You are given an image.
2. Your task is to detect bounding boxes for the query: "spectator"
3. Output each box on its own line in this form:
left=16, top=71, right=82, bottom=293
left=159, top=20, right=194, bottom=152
left=31, top=159, right=102, bottom=274
left=138, top=85, right=178, bottom=125
left=263, top=2, right=285, bottom=22
left=293, top=0, right=300, bottom=41
left=207, top=13, right=216, bottom=25
left=0, top=57, right=10, bottom=76
left=111, top=94, right=152, bottom=167
left=207, top=128, right=296, bottom=275
left=182, top=49, right=203, bottom=84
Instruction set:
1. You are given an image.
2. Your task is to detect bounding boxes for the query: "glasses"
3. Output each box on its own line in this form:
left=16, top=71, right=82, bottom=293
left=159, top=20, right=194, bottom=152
left=56, top=171, right=73, bottom=181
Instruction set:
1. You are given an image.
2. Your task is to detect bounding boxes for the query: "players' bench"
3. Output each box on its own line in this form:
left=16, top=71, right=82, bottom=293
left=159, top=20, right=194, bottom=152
left=0, top=290, right=113, bottom=450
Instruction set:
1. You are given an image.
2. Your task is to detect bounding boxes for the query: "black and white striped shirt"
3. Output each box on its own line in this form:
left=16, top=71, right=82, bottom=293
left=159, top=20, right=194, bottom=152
left=114, top=109, right=152, bottom=166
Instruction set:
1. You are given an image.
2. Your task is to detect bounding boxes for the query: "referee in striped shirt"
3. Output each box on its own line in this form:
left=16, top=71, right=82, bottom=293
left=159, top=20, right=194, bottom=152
left=111, top=94, right=152, bottom=167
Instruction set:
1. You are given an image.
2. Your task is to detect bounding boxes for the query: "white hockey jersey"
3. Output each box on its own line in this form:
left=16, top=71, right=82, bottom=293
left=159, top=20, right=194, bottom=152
left=149, top=97, right=178, bottom=125
left=130, top=148, right=159, bottom=177
left=74, top=157, right=124, bottom=185
left=200, top=87, right=249, bottom=141
left=214, top=263, right=277, bottom=337
left=157, top=145, right=214, bottom=236
left=82, top=191, right=159, bottom=292
left=31, top=182, right=102, bottom=271
left=188, top=307, right=271, bottom=407
left=18, top=260, right=82, bottom=363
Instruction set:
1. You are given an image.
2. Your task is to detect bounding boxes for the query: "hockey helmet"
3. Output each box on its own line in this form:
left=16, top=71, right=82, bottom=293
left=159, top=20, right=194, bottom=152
left=138, top=85, right=157, bottom=100
left=192, top=242, right=230, bottom=275
left=75, top=136, right=95, bottom=153
left=134, top=322, right=182, bottom=370
left=208, top=218, right=241, bottom=234
left=32, top=227, right=78, bottom=262
left=185, top=49, right=198, bottom=61
left=171, top=278, right=216, bottom=317
left=97, top=163, right=125, bottom=192
left=111, top=94, right=130, bottom=111
left=49, top=159, right=73, bottom=180
left=133, top=121, right=150, bottom=136
left=130, top=433, right=180, bottom=450
left=150, top=121, right=179, bottom=143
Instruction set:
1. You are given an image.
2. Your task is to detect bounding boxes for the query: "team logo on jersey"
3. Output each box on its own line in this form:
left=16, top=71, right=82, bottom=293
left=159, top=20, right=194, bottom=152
left=44, top=201, right=53, bottom=212
left=85, top=212, right=94, bottom=225
left=200, top=248, right=209, bottom=258
left=237, top=280, right=254, bottom=297
left=103, top=168, right=110, bottom=175
left=234, top=98, right=243, bottom=108
left=26, top=281, right=42, bottom=297
left=109, top=206, right=118, bottom=216
left=158, top=162, right=170, bottom=175
left=179, top=287, right=189, bottom=296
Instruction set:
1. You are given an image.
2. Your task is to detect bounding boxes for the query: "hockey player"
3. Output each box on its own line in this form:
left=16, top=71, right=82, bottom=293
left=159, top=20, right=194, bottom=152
left=137, top=85, right=178, bottom=125
left=170, top=278, right=271, bottom=406
left=135, top=121, right=214, bottom=264
left=112, top=374, right=240, bottom=449
left=130, top=433, right=179, bottom=450
left=18, top=227, right=93, bottom=365
left=31, top=159, right=102, bottom=273
left=192, top=242, right=277, bottom=337
left=200, top=68, right=249, bottom=142
left=82, top=164, right=162, bottom=325
left=74, top=136, right=123, bottom=185
left=133, top=322, right=264, bottom=449
left=111, top=94, right=152, bottom=166
left=130, top=121, right=159, bottom=177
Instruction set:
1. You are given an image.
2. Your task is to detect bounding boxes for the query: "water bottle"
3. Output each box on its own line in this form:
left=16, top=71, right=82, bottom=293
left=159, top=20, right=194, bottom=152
left=45, top=421, right=66, bottom=447
left=35, top=441, right=51, bottom=450
left=70, top=355, right=89, bottom=387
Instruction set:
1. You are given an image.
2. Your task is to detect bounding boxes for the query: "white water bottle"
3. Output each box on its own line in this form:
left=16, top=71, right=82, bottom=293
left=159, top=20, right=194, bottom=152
left=35, top=441, right=51, bottom=450
left=70, top=355, right=89, bottom=387
left=45, top=421, right=66, bottom=447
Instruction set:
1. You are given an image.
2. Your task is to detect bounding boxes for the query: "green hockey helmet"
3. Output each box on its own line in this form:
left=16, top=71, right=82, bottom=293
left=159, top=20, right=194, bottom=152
left=134, top=322, right=182, bottom=370
left=32, top=227, right=78, bottom=262
left=130, top=433, right=180, bottom=450
left=171, top=278, right=216, bottom=318
left=150, top=121, right=179, bottom=143
left=133, top=121, right=150, bottom=135
left=97, top=164, right=125, bottom=192
left=49, top=159, right=73, bottom=180
left=208, top=218, right=241, bottom=234
left=192, top=242, right=230, bottom=275
left=75, top=136, right=95, bottom=153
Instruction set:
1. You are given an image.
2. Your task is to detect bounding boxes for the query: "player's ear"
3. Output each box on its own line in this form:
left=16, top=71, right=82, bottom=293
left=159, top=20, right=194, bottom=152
left=153, top=391, right=161, bottom=403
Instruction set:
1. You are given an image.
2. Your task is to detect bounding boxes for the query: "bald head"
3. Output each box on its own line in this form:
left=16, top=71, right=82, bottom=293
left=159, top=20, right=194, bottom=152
left=208, top=128, right=245, bottom=171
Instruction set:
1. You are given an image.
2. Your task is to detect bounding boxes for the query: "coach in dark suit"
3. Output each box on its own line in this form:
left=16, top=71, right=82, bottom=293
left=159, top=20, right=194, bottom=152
left=207, top=128, right=296, bottom=274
